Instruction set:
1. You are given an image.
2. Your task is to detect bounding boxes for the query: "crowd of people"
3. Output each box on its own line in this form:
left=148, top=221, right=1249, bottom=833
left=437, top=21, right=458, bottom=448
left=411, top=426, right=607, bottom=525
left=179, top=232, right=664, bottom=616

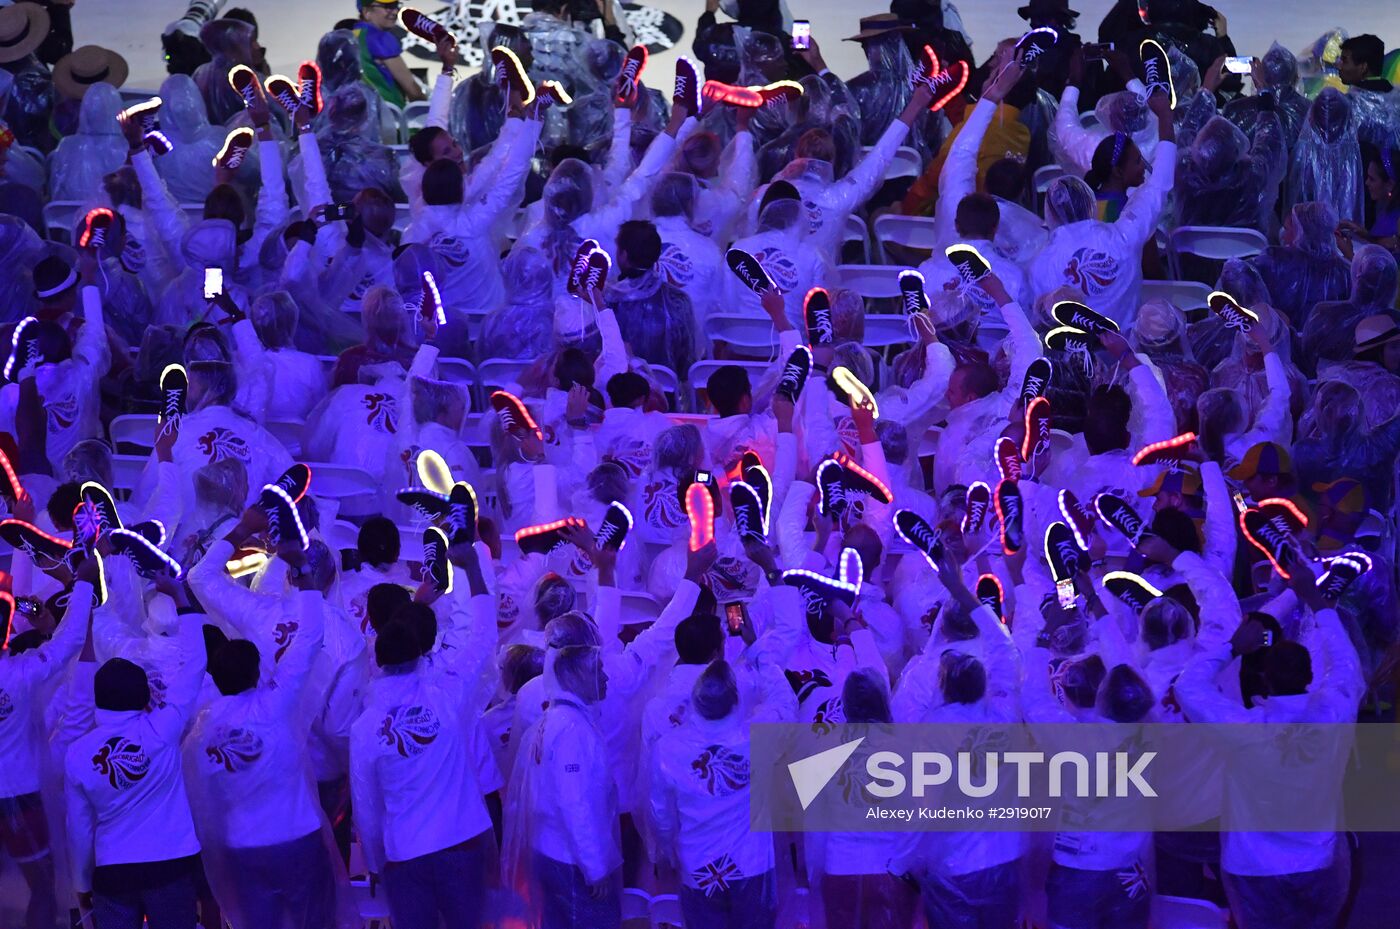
left=0, top=0, right=1398, bottom=927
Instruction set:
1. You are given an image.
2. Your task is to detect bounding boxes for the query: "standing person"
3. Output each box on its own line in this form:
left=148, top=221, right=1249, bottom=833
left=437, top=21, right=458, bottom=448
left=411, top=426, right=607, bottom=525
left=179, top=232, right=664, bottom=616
left=0, top=561, right=96, bottom=929
left=1175, top=566, right=1363, bottom=929
left=355, top=0, right=425, bottom=107
left=1030, top=89, right=1175, bottom=328
left=650, top=655, right=797, bottom=929
left=184, top=538, right=336, bottom=929
left=1338, top=147, right=1400, bottom=254
left=350, top=539, right=498, bottom=929
left=1338, top=34, right=1392, bottom=93
left=65, top=561, right=208, bottom=929
left=507, top=643, right=620, bottom=929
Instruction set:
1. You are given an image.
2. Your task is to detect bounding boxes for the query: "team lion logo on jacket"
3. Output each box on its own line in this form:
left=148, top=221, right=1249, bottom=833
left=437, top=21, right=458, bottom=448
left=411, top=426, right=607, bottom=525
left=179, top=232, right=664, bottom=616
left=362, top=393, right=399, bottom=434
left=1063, top=248, right=1119, bottom=296
left=272, top=620, right=299, bottom=661
left=784, top=668, right=833, bottom=703
left=658, top=244, right=695, bottom=288
left=46, top=394, right=79, bottom=433
left=197, top=427, right=251, bottom=464
left=429, top=233, right=470, bottom=267
left=205, top=727, right=265, bottom=772
left=690, top=744, right=750, bottom=796
left=379, top=704, right=441, bottom=757
left=753, top=247, right=800, bottom=293
left=91, top=737, right=150, bottom=789
left=643, top=476, right=687, bottom=529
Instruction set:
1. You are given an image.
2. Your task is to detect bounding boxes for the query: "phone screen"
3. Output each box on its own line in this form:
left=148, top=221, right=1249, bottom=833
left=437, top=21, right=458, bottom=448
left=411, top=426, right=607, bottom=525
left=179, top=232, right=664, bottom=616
left=1233, top=492, right=1248, bottom=514
left=1225, top=56, right=1254, bottom=74
left=203, top=267, right=223, bottom=300
left=694, top=470, right=712, bottom=485
left=724, top=601, right=747, bottom=635
left=1056, top=579, right=1078, bottom=610
left=792, top=21, right=811, bottom=50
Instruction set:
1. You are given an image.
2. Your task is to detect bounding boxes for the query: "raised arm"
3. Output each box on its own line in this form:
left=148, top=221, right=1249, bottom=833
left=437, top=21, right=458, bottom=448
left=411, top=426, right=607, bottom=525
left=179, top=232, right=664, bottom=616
left=1116, top=94, right=1177, bottom=248
left=935, top=60, right=1025, bottom=244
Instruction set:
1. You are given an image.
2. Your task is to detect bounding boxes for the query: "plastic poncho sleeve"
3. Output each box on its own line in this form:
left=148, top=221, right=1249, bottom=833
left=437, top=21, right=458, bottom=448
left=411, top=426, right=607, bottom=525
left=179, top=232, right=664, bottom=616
left=858, top=438, right=895, bottom=550
left=831, top=119, right=911, bottom=221
left=188, top=539, right=275, bottom=638
left=247, top=140, right=291, bottom=259
left=428, top=73, right=453, bottom=129
left=935, top=97, right=997, bottom=247
left=1116, top=140, right=1176, bottom=249
left=1309, top=607, right=1363, bottom=720
left=297, top=131, right=348, bottom=260
left=1174, top=89, right=1218, bottom=149
left=601, top=106, right=634, bottom=194
left=717, top=129, right=758, bottom=214
left=776, top=480, right=816, bottom=571
left=1235, top=351, right=1292, bottom=451
left=463, top=117, right=523, bottom=207
left=882, top=342, right=956, bottom=425
left=1199, top=460, right=1237, bottom=577
left=132, top=149, right=192, bottom=266
left=10, top=579, right=91, bottom=689
left=466, top=117, right=541, bottom=228
left=617, top=572, right=698, bottom=677
left=589, top=127, right=679, bottom=234
left=1176, top=642, right=1250, bottom=723
left=269, top=590, right=327, bottom=713
left=998, top=300, right=1042, bottom=407
left=64, top=753, right=98, bottom=892
left=595, top=306, right=628, bottom=386
left=75, top=286, right=110, bottom=385
left=348, top=716, right=387, bottom=871
left=1248, top=110, right=1288, bottom=214
left=162, top=607, right=211, bottom=727
left=771, top=431, right=798, bottom=529
left=552, top=713, right=616, bottom=883
left=1170, top=550, right=1239, bottom=648
left=1052, top=85, right=1097, bottom=176
left=1126, top=363, right=1175, bottom=448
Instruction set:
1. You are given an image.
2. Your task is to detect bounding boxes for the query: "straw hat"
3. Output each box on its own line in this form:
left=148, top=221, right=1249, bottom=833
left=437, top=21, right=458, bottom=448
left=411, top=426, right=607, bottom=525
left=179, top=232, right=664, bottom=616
left=53, top=45, right=130, bottom=101
left=0, top=3, right=48, bottom=64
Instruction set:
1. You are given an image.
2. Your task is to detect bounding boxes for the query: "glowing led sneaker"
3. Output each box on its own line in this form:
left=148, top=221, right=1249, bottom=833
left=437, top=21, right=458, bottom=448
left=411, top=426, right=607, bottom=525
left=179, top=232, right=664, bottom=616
left=400, top=7, right=450, bottom=43
left=946, top=243, right=992, bottom=286
left=776, top=345, right=812, bottom=403
left=673, top=56, right=701, bottom=112
left=422, top=525, right=452, bottom=593
left=726, top=247, right=775, bottom=295
left=264, top=74, right=302, bottom=116
left=214, top=127, right=255, bottom=171
left=894, top=509, right=944, bottom=571
left=227, top=65, right=264, bottom=112
left=594, top=501, right=633, bottom=552
left=298, top=60, right=322, bottom=114
left=1139, top=38, right=1175, bottom=107
left=899, top=269, right=930, bottom=316
left=804, top=287, right=834, bottom=345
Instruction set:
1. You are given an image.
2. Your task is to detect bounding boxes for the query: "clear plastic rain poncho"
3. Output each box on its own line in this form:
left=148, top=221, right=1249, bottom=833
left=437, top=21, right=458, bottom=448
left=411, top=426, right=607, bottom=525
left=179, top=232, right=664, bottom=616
left=735, top=28, right=794, bottom=149
left=315, top=29, right=384, bottom=143
left=603, top=266, right=697, bottom=377
left=1249, top=201, right=1351, bottom=328
left=0, top=215, right=45, bottom=323
left=535, top=157, right=594, bottom=277
left=0, top=66, right=54, bottom=152
left=757, top=73, right=864, bottom=186
left=479, top=245, right=557, bottom=362
left=194, top=18, right=258, bottom=126
left=848, top=31, right=919, bottom=149
left=1302, top=244, right=1400, bottom=371
left=1347, top=81, right=1400, bottom=151
left=1043, top=173, right=1096, bottom=228
left=564, top=38, right=630, bottom=158
left=1209, top=260, right=1309, bottom=428
left=1177, top=113, right=1287, bottom=230
left=49, top=83, right=128, bottom=202
left=315, top=86, right=401, bottom=203
left=446, top=24, right=521, bottom=155
left=1286, top=89, right=1363, bottom=223
left=1131, top=298, right=1210, bottom=432
left=1294, top=378, right=1400, bottom=510
left=154, top=74, right=223, bottom=203
left=1222, top=43, right=1310, bottom=147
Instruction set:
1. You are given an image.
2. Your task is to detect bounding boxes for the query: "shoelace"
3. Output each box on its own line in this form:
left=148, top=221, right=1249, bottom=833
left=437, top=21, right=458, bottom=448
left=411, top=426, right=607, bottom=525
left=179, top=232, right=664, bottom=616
left=272, top=87, right=300, bottom=113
